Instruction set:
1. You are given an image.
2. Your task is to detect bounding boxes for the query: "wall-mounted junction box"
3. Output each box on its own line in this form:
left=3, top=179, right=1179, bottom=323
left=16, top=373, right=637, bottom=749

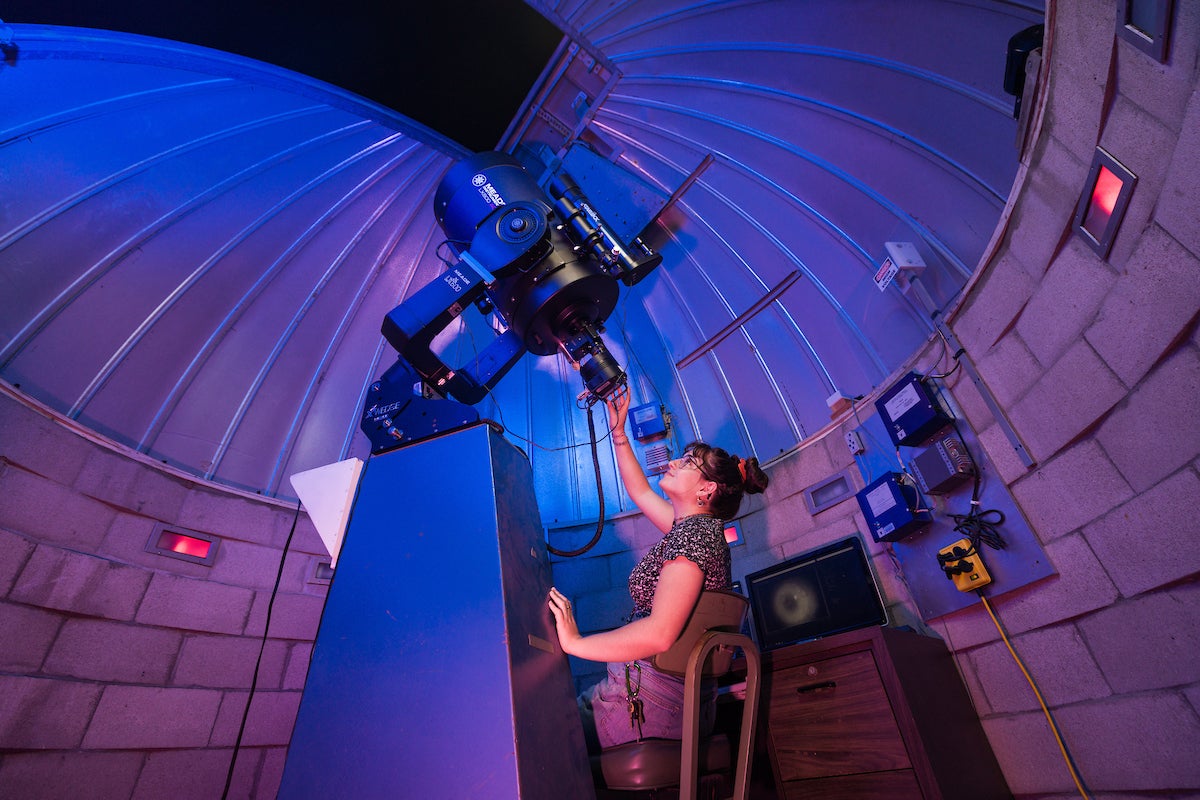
left=875, top=372, right=952, bottom=448
left=856, top=472, right=932, bottom=543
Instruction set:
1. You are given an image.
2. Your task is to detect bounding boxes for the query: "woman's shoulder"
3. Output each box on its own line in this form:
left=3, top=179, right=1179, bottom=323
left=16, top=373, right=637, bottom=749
left=667, top=514, right=728, bottom=552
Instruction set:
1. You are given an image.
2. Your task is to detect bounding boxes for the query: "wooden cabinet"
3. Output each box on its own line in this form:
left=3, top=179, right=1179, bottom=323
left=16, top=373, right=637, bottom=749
left=762, top=626, right=1009, bottom=800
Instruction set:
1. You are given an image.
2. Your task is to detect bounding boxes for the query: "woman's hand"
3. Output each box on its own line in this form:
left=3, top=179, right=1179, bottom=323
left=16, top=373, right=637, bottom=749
left=606, top=384, right=631, bottom=432
left=547, top=586, right=581, bottom=655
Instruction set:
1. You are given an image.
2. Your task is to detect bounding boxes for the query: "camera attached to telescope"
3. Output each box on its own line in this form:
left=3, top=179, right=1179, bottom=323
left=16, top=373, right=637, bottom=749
left=360, top=150, right=662, bottom=454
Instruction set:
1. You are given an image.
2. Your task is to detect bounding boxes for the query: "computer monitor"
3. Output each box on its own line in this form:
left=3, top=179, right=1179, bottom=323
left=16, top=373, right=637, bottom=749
left=744, top=535, right=888, bottom=651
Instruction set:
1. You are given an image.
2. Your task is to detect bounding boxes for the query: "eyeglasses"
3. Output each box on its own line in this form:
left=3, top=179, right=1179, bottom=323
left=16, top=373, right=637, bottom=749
left=670, top=455, right=702, bottom=471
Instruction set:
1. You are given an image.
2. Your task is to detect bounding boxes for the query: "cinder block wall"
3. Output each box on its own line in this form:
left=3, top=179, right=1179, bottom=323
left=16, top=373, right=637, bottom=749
left=0, top=387, right=329, bottom=799
left=935, top=0, right=1200, bottom=795
left=551, top=2, right=1200, bottom=797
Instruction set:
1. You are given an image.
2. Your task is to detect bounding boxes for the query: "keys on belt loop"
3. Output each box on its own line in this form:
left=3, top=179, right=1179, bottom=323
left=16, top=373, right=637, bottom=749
left=624, top=662, right=645, bottom=741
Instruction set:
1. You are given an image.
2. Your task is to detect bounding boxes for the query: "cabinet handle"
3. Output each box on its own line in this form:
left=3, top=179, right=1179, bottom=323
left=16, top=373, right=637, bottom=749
left=795, top=680, right=836, bottom=694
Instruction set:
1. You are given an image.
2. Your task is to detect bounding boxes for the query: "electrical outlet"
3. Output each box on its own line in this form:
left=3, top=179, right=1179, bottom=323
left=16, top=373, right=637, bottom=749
left=937, top=538, right=992, bottom=592
left=845, top=429, right=865, bottom=455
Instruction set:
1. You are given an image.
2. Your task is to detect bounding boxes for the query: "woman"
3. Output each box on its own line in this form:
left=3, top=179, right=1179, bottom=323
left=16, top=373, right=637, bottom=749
left=547, top=386, right=769, bottom=750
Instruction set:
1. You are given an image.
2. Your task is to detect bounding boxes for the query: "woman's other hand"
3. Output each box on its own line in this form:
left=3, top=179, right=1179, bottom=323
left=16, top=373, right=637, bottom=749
left=547, top=586, right=581, bottom=654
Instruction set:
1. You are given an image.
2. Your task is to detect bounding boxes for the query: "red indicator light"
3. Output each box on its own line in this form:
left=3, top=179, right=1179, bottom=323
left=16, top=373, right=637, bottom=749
left=158, top=532, right=211, bottom=559
left=724, top=525, right=741, bottom=545
left=1082, top=165, right=1123, bottom=235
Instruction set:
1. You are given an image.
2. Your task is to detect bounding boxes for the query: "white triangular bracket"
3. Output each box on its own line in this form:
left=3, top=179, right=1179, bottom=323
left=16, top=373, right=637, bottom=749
left=289, top=458, right=364, bottom=568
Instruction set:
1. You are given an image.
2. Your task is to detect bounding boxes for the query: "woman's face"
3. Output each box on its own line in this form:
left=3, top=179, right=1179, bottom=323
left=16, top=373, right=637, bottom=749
left=660, top=452, right=713, bottom=503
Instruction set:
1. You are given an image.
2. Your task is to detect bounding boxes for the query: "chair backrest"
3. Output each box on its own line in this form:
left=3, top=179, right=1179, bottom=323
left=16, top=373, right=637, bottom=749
left=652, top=590, right=749, bottom=677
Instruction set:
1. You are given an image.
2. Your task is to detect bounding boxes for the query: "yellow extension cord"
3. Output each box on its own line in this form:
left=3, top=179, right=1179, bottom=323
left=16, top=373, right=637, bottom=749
left=979, top=594, right=1090, bottom=799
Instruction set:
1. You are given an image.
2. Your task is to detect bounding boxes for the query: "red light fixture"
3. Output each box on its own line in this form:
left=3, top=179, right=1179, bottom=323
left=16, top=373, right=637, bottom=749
left=160, top=531, right=211, bottom=558
left=1073, top=147, right=1136, bottom=258
left=146, top=523, right=219, bottom=565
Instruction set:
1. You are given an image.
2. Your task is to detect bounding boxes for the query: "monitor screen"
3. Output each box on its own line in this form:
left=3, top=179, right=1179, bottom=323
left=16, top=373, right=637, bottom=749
left=744, top=535, right=887, bottom=651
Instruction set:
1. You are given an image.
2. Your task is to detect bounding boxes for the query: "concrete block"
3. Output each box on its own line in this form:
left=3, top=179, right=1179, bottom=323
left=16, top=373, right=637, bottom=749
left=1187, top=683, right=1200, bottom=721
left=0, top=601, right=63, bottom=670
left=0, top=464, right=116, bottom=549
left=969, top=622, right=1110, bottom=714
left=1095, top=345, right=1200, bottom=493
left=1042, top=11, right=1113, bottom=162
left=257, top=746, right=288, bottom=800
left=992, top=534, right=1119, bottom=634
left=238, top=690, right=303, bottom=747
left=932, top=591, right=1004, bottom=652
left=261, top=591, right=326, bottom=641
left=209, top=538, right=290, bottom=590
left=1016, top=243, right=1116, bottom=368
left=132, top=748, right=231, bottom=800
left=177, top=489, right=283, bottom=546
left=45, top=618, right=181, bottom=684
left=281, top=548, right=328, bottom=594
left=1114, top=6, right=1197, bottom=133
left=1054, top=692, right=1200, bottom=790
left=11, top=544, right=150, bottom=620
left=1158, top=87, right=1200, bottom=258
left=1083, top=468, right=1200, bottom=596
left=1006, top=142, right=1083, bottom=278
left=83, top=685, right=223, bottom=749
left=1078, top=582, right=1200, bottom=693
left=1087, top=226, right=1200, bottom=387
left=211, top=690, right=251, bottom=747
left=975, top=420, right=1034, bottom=486
left=760, top=492, right=817, bottom=550
left=136, top=572, right=255, bottom=635
left=74, top=446, right=190, bottom=520
left=1009, top=339, right=1125, bottom=462
left=761, top=437, right=836, bottom=504
left=172, top=633, right=260, bottom=689
left=979, top=710, right=1081, bottom=795
left=256, top=639, right=290, bottom=691
left=0, top=527, right=36, bottom=596
left=0, top=751, right=144, bottom=800
left=1010, top=440, right=1133, bottom=542
left=223, top=746, right=264, bottom=800
left=975, top=333, right=1041, bottom=408
left=0, top=396, right=90, bottom=485
left=283, top=642, right=313, bottom=690
left=952, top=254, right=1036, bottom=352
left=0, top=675, right=101, bottom=748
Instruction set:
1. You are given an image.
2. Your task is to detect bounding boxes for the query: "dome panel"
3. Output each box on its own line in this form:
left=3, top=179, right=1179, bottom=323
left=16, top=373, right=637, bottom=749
left=1, top=2, right=1043, bottom=519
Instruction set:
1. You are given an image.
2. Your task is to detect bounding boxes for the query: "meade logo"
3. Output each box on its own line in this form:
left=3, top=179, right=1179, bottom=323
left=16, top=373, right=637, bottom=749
left=472, top=172, right=505, bottom=208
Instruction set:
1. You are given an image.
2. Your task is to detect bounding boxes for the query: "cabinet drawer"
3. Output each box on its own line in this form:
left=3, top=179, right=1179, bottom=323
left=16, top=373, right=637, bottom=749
left=768, top=650, right=909, bottom=781
left=782, top=769, right=923, bottom=800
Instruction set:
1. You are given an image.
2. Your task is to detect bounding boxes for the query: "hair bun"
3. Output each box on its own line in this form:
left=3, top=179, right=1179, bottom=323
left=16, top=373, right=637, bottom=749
left=741, top=456, right=769, bottom=494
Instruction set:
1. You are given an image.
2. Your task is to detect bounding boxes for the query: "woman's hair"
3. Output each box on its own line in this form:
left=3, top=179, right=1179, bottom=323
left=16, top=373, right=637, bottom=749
left=684, top=441, right=769, bottom=521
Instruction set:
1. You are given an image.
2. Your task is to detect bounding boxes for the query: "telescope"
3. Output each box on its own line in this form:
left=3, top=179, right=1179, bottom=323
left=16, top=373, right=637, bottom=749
left=361, top=151, right=662, bottom=452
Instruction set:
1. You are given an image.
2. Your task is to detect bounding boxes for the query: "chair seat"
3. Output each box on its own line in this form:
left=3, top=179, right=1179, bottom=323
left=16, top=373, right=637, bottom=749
left=599, top=734, right=733, bottom=790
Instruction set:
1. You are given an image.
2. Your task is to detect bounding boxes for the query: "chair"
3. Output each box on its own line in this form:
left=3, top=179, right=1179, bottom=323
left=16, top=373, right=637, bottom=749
left=597, top=590, right=762, bottom=800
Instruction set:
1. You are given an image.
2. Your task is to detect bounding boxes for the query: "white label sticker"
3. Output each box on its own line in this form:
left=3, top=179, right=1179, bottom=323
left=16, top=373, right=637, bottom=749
left=865, top=482, right=897, bottom=517
left=884, top=382, right=921, bottom=422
